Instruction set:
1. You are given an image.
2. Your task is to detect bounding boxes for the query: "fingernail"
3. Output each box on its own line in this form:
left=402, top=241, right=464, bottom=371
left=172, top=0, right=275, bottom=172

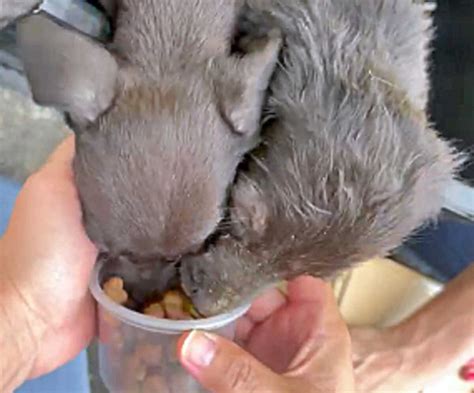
left=181, top=330, right=217, bottom=368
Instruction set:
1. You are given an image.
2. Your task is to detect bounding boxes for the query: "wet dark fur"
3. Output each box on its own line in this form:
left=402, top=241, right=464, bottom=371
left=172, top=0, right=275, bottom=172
left=180, top=0, right=461, bottom=315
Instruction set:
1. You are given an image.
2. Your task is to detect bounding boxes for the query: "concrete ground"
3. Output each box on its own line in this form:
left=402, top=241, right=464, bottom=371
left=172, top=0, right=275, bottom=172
left=0, top=25, right=68, bottom=182
left=0, top=86, right=69, bottom=181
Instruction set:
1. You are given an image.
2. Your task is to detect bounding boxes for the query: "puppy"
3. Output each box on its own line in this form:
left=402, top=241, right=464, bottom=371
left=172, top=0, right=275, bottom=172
left=180, top=0, right=461, bottom=315
left=16, top=0, right=281, bottom=265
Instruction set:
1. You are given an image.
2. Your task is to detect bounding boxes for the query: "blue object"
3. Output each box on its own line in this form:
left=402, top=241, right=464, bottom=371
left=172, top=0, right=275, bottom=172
left=14, top=353, right=91, bottom=393
left=0, top=176, right=91, bottom=393
left=0, top=176, right=20, bottom=235
left=395, top=214, right=474, bottom=283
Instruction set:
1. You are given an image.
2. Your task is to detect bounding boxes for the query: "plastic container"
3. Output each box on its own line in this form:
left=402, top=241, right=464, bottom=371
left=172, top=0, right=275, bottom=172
left=89, top=259, right=250, bottom=393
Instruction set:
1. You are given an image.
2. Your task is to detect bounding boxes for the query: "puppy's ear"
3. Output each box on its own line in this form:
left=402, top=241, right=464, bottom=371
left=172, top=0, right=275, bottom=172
left=16, top=14, right=118, bottom=126
left=231, top=177, right=269, bottom=242
left=213, top=30, right=282, bottom=135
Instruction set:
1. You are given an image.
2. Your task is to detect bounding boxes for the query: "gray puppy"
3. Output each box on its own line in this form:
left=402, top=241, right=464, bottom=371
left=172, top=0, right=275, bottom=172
left=180, top=0, right=461, bottom=315
left=15, top=0, right=281, bottom=264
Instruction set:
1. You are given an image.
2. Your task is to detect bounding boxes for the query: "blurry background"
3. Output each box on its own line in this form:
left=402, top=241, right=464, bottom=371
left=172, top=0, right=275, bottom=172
left=0, top=25, right=69, bottom=182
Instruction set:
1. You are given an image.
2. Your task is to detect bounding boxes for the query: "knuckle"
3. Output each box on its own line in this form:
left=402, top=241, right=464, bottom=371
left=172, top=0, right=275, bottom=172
left=226, top=358, right=258, bottom=392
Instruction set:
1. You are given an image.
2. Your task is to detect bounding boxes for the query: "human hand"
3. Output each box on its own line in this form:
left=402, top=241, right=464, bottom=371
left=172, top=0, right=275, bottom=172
left=0, top=135, right=97, bottom=390
left=350, top=325, right=472, bottom=392
left=350, top=262, right=474, bottom=392
left=350, top=326, right=413, bottom=392
left=351, top=325, right=470, bottom=392
left=177, top=276, right=355, bottom=392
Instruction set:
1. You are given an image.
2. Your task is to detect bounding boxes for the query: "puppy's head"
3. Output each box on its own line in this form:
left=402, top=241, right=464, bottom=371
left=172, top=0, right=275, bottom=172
left=17, top=14, right=281, bottom=260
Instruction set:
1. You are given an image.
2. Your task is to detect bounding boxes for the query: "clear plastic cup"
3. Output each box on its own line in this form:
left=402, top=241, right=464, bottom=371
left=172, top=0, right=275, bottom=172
left=89, top=259, right=250, bottom=393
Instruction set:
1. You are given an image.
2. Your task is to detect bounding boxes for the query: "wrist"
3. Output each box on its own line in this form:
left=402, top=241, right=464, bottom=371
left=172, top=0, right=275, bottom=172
left=393, top=312, right=474, bottom=378
left=352, top=326, right=422, bottom=392
left=0, top=242, right=44, bottom=392
left=373, top=322, right=459, bottom=389
left=381, top=324, right=421, bottom=371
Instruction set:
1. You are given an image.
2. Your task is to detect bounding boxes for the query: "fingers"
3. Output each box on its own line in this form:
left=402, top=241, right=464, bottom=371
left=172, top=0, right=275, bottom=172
left=179, top=331, right=294, bottom=393
left=235, top=317, right=253, bottom=343
left=286, top=275, right=329, bottom=304
left=246, top=288, right=286, bottom=324
left=179, top=277, right=355, bottom=392
left=29, top=295, right=96, bottom=378
left=46, top=134, right=75, bottom=165
left=19, top=134, right=87, bottom=242
left=243, top=279, right=337, bottom=374
left=237, top=277, right=333, bottom=352
left=40, top=134, right=75, bottom=177
left=284, top=279, right=355, bottom=392
left=236, top=287, right=287, bottom=342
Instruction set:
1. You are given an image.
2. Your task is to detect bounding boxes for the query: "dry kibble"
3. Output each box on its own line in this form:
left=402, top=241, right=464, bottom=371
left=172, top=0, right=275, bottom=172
left=143, top=302, right=165, bottom=318
left=162, top=290, right=184, bottom=310
left=135, top=330, right=148, bottom=342
left=110, top=330, right=125, bottom=351
left=125, top=352, right=147, bottom=382
left=165, top=340, right=179, bottom=364
left=183, top=301, right=201, bottom=319
left=102, top=343, right=123, bottom=374
left=100, top=278, right=200, bottom=321
left=168, top=371, right=199, bottom=393
left=103, top=277, right=128, bottom=305
left=99, top=276, right=207, bottom=392
left=142, top=375, right=170, bottom=393
left=165, top=306, right=193, bottom=320
left=102, top=309, right=121, bottom=328
left=134, top=343, right=163, bottom=367
left=162, top=290, right=193, bottom=320
left=104, top=276, right=123, bottom=290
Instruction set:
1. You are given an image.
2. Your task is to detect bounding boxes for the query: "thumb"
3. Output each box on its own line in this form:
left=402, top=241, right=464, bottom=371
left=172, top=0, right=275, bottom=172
left=42, top=134, right=75, bottom=171
left=178, top=330, right=294, bottom=393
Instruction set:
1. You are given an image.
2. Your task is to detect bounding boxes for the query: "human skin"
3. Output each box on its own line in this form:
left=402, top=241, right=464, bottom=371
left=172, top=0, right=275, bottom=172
left=0, top=136, right=97, bottom=392
left=1, top=133, right=471, bottom=393
left=0, top=136, right=355, bottom=393
left=351, top=262, right=474, bottom=392
left=178, top=276, right=356, bottom=393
